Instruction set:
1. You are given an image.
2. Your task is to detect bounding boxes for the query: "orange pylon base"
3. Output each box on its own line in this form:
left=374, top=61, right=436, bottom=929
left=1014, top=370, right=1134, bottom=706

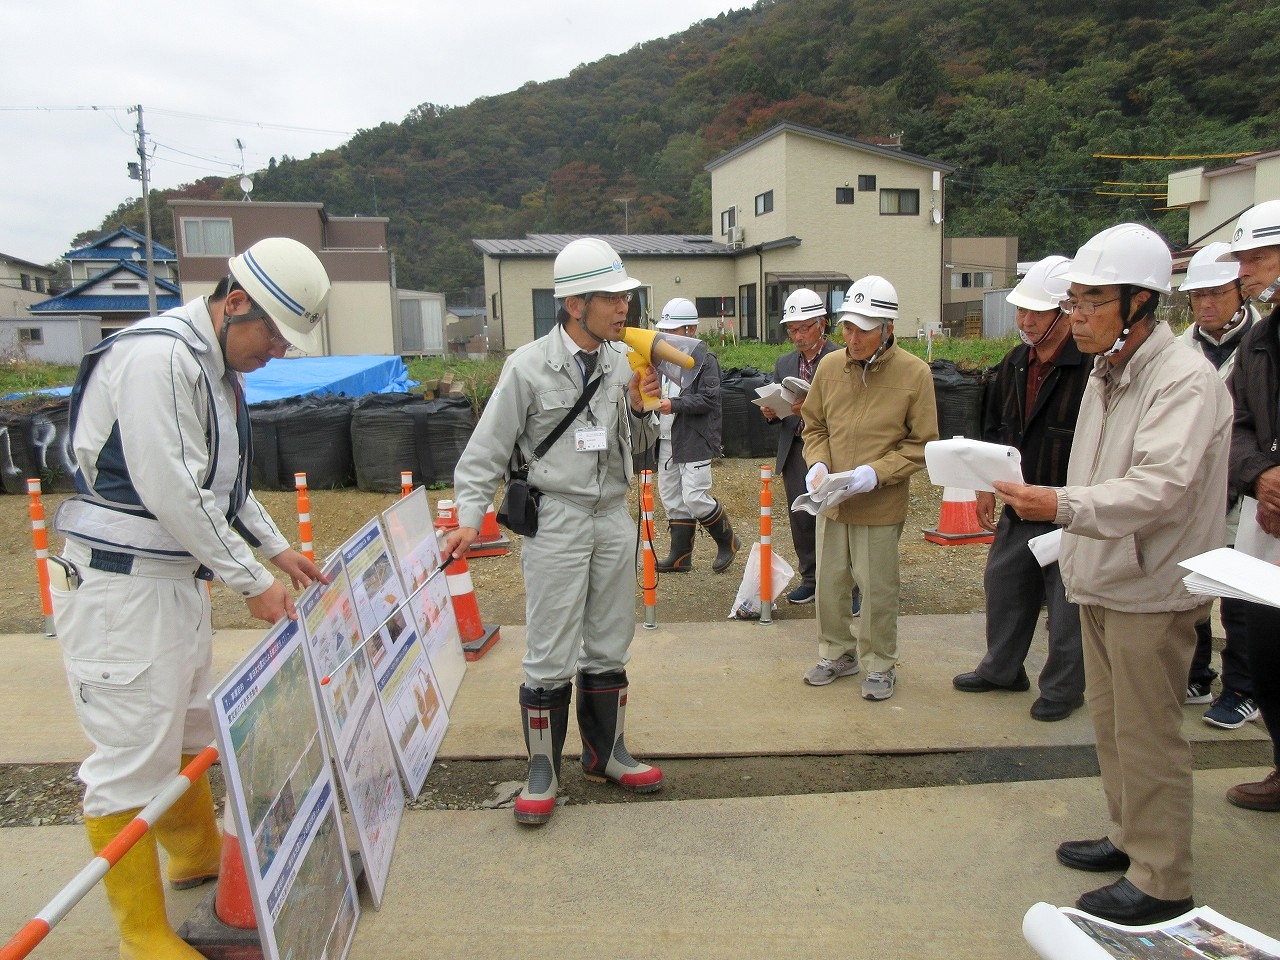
left=462, top=623, right=501, bottom=661
left=922, top=494, right=994, bottom=545
left=923, top=528, right=995, bottom=545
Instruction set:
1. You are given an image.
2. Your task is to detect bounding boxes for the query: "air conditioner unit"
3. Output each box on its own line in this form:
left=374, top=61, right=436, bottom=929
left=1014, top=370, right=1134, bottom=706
left=727, top=225, right=745, bottom=245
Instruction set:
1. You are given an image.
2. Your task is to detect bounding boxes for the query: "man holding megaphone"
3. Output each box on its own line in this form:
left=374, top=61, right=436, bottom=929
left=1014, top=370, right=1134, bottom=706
left=447, top=237, right=664, bottom=826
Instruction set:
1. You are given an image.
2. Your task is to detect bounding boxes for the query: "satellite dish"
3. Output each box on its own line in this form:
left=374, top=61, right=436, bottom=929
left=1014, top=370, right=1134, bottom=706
left=240, top=176, right=254, bottom=194
left=931, top=208, right=942, bottom=226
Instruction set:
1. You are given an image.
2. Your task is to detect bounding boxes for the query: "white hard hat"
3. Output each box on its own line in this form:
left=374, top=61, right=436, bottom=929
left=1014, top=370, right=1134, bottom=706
left=553, top=238, right=642, bottom=298
left=657, top=297, right=699, bottom=330
left=838, top=275, right=899, bottom=330
left=781, top=288, right=826, bottom=323
left=1225, top=200, right=1280, bottom=256
left=1062, top=223, right=1172, bottom=294
left=1180, top=242, right=1239, bottom=291
left=1007, top=256, right=1071, bottom=311
left=228, top=237, right=331, bottom=353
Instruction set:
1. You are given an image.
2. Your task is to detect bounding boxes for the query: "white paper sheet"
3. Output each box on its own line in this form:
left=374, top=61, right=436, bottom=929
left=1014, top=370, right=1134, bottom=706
left=1234, top=497, right=1280, bottom=563
left=1027, top=528, right=1061, bottom=567
left=1179, top=546, right=1280, bottom=608
left=924, top=437, right=1024, bottom=492
left=790, top=469, right=857, bottom=516
left=752, top=382, right=799, bottom=418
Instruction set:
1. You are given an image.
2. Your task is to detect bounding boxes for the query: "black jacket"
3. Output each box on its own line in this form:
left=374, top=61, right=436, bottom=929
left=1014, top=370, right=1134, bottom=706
left=1228, top=303, right=1280, bottom=495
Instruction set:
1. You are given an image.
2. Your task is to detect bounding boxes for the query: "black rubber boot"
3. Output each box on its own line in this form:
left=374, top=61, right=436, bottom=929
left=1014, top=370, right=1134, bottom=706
left=698, top=500, right=740, bottom=573
left=515, top=683, right=571, bottom=825
left=656, top=519, right=696, bottom=572
left=576, top=670, right=663, bottom=793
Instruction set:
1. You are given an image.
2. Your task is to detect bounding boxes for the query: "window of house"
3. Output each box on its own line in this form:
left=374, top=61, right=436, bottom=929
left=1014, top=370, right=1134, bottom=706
left=34, top=278, right=45, bottom=293
left=180, top=217, right=234, bottom=257
left=695, top=296, right=735, bottom=317
left=18, top=327, right=43, bottom=345
left=951, top=272, right=995, bottom=290
left=879, top=188, right=920, bottom=215
left=19, top=274, right=32, bottom=291
left=836, top=187, right=856, bottom=205
left=858, top=175, right=877, bottom=192
left=532, top=288, right=558, bottom=339
left=111, top=280, right=143, bottom=290
left=720, top=207, right=736, bottom=236
left=754, top=191, right=773, bottom=216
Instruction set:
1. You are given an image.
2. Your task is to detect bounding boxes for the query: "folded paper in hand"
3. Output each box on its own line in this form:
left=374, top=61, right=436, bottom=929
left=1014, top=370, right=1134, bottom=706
left=753, top=382, right=801, bottom=419
left=782, top=376, right=811, bottom=396
left=1234, top=497, right=1280, bottom=563
left=790, top=469, right=857, bottom=517
left=924, top=437, right=1024, bottom=492
left=1027, top=528, right=1061, bottom=567
left=1179, top=547, right=1280, bottom=609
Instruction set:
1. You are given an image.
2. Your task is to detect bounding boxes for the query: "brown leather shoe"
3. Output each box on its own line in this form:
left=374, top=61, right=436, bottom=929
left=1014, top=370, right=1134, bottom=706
left=1226, top=768, right=1280, bottom=811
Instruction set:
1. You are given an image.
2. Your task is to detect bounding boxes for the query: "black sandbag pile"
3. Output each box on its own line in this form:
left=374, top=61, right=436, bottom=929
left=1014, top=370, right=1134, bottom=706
left=929, top=360, right=991, bottom=441
left=350, top=394, right=476, bottom=492
left=250, top=395, right=356, bottom=490
left=720, top=366, right=782, bottom=459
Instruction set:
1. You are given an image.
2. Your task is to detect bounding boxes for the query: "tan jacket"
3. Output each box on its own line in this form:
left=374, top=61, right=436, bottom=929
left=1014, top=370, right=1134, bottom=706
left=1057, top=322, right=1232, bottom=612
left=801, top=341, right=938, bottom=526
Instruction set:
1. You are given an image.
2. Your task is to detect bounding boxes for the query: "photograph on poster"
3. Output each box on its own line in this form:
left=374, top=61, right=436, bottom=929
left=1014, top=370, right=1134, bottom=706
left=343, top=518, right=409, bottom=641
left=210, top=619, right=359, bottom=960
left=382, top=490, right=468, bottom=706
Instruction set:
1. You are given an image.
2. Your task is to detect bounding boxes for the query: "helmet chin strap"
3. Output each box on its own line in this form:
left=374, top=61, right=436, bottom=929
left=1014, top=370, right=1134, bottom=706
left=1257, top=278, right=1280, bottom=304
left=574, top=296, right=607, bottom=346
left=1018, top=309, right=1064, bottom=348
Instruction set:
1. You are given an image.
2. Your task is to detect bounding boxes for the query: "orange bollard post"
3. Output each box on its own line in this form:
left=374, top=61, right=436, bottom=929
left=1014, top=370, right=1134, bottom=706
left=759, top=465, right=774, bottom=626
left=294, top=473, right=314, bottom=563
left=27, top=479, right=54, bottom=637
left=640, top=470, right=657, bottom=629
left=400, top=471, right=413, bottom=498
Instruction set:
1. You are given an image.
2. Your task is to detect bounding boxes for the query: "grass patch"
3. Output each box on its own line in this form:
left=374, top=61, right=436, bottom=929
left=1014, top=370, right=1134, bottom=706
left=0, top=358, right=78, bottom=398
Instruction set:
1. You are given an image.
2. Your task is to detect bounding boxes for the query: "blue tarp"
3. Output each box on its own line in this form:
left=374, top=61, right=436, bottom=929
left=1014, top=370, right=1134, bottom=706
left=243, top=355, right=414, bottom=405
left=5, top=355, right=414, bottom=405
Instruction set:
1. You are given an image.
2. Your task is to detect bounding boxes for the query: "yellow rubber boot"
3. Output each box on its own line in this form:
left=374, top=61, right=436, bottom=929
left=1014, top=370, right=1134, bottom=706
left=84, top=810, right=206, bottom=960
left=153, top=756, right=221, bottom=889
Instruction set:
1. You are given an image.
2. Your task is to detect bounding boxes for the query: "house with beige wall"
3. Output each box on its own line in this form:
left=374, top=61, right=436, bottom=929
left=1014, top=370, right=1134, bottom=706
left=0, top=252, right=58, bottom=316
left=942, top=236, right=1018, bottom=330
left=1167, top=148, right=1280, bottom=252
left=474, top=122, right=957, bottom=350
left=168, top=200, right=396, bottom=356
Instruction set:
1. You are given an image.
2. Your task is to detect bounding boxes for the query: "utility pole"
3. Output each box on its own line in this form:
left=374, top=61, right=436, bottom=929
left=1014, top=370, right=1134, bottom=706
left=128, top=104, right=158, bottom=317
left=614, top=197, right=633, bottom=235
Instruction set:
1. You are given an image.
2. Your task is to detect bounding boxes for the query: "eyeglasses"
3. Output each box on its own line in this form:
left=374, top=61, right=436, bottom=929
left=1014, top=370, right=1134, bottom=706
left=785, top=320, right=821, bottom=336
left=1061, top=297, right=1120, bottom=317
left=1188, top=289, right=1235, bottom=302
left=258, top=315, right=291, bottom=349
left=589, top=291, right=633, bottom=304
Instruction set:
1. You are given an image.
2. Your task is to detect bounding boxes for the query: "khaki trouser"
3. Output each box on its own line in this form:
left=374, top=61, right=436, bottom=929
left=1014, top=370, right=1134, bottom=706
left=1081, top=603, right=1206, bottom=901
left=815, top=517, right=903, bottom=675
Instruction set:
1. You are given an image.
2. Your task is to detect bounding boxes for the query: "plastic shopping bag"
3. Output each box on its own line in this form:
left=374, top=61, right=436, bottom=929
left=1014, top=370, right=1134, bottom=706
left=728, top=543, right=795, bottom=620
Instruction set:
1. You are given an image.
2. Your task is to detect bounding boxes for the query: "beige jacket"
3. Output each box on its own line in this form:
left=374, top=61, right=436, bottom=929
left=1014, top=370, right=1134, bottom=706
left=1056, top=322, right=1232, bottom=612
left=801, top=341, right=938, bottom=526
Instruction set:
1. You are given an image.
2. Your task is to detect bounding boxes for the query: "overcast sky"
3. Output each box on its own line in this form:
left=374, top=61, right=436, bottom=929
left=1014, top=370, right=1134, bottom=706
left=0, top=1, right=747, bottom=266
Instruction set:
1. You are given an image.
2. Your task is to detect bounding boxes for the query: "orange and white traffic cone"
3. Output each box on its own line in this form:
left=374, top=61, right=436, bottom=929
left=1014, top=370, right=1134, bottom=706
left=467, top=505, right=511, bottom=559
left=923, top=486, right=995, bottom=546
left=446, top=553, right=502, bottom=660
left=214, top=809, right=257, bottom=930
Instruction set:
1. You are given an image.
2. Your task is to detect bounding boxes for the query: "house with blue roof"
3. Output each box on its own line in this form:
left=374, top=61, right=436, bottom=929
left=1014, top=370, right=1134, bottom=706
left=29, top=227, right=180, bottom=334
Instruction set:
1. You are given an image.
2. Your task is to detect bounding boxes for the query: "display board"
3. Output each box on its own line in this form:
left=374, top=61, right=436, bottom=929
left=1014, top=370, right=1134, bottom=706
left=339, top=516, right=449, bottom=796
left=209, top=619, right=360, bottom=960
left=382, top=488, right=468, bottom=706
left=298, top=555, right=405, bottom=908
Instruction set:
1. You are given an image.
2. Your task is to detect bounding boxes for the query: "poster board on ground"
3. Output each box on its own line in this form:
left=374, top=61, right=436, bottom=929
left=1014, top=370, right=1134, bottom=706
left=382, top=488, right=468, bottom=706
left=298, top=554, right=405, bottom=908
left=340, top=515, right=449, bottom=796
left=209, top=618, right=359, bottom=960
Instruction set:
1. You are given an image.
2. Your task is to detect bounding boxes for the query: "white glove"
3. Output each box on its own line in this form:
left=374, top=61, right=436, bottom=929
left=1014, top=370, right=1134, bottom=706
left=845, top=465, right=877, bottom=495
left=805, top=463, right=829, bottom=493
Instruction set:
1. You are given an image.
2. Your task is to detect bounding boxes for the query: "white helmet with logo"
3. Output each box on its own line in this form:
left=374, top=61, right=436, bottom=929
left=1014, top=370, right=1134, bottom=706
left=1062, top=223, right=1172, bottom=294
left=1007, top=256, right=1071, bottom=311
left=1225, top=200, right=1280, bottom=255
left=838, top=275, right=899, bottom=331
left=657, top=297, right=699, bottom=331
left=1180, top=242, right=1239, bottom=291
left=553, top=238, right=642, bottom=298
left=781, top=288, right=827, bottom=324
left=228, top=237, right=331, bottom=353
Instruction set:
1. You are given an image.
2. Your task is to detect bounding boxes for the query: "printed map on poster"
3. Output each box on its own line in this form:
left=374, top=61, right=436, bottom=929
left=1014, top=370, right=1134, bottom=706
left=382, top=489, right=467, bottom=706
left=209, top=619, right=359, bottom=960
left=339, top=515, right=447, bottom=796
left=298, top=556, right=404, bottom=908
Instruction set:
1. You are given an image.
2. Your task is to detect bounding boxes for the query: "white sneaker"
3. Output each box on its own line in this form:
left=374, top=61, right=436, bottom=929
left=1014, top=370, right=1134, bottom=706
left=803, top=653, right=860, bottom=686
left=861, top=668, right=896, bottom=701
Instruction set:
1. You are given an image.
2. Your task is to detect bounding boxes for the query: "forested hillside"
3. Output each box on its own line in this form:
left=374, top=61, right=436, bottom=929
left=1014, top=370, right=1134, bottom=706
left=81, top=0, right=1280, bottom=298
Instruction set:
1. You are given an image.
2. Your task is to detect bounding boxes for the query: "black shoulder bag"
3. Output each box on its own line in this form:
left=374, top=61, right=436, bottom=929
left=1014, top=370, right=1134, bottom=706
left=497, top=375, right=602, bottom=537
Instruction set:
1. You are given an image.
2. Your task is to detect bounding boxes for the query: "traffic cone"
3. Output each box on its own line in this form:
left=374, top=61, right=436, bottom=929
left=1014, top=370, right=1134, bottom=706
left=446, top=553, right=501, bottom=660
left=434, top=499, right=459, bottom=533
left=467, top=505, right=511, bottom=558
left=214, top=809, right=257, bottom=930
left=923, top=486, right=994, bottom=545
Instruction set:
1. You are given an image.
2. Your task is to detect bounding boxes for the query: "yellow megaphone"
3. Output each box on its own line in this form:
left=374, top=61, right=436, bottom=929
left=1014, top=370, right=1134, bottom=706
left=620, top=327, right=702, bottom=411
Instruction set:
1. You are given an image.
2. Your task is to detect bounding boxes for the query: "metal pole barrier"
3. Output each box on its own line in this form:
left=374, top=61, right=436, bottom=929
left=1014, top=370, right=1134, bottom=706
left=294, top=472, right=314, bottom=563
left=27, top=479, right=54, bottom=637
left=0, top=747, right=219, bottom=960
left=400, top=470, right=413, bottom=498
left=759, top=465, right=773, bottom=626
left=640, top=469, right=657, bottom=629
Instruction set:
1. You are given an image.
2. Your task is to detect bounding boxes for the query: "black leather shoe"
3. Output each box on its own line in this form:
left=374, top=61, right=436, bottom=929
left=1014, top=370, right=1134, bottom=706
left=1076, top=878, right=1194, bottom=925
left=952, top=666, right=1030, bottom=693
left=1056, top=837, right=1130, bottom=872
left=1031, top=696, right=1085, bottom=722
